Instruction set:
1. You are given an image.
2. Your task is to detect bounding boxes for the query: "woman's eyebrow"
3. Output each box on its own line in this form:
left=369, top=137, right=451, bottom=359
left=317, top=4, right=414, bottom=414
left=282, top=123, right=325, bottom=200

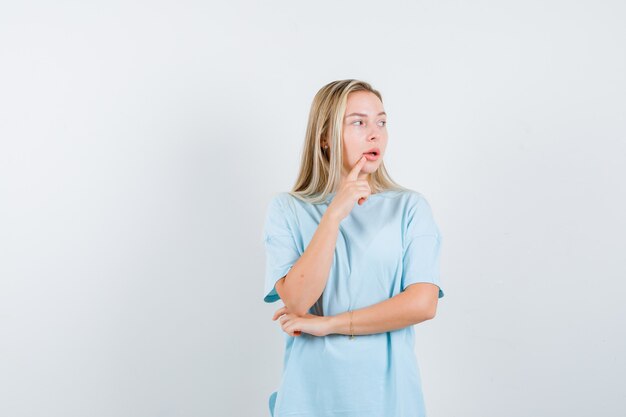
left=345, top=111, right=387, bottom=118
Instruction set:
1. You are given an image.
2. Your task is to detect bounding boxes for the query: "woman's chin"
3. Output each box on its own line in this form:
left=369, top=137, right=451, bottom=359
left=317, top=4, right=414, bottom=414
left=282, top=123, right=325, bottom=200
left=364, top=159, right=382, bottom=169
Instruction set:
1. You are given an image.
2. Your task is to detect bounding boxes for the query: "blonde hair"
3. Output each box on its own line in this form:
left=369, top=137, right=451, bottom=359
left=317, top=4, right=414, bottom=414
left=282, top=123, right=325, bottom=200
left=289, top=79, right=408, bottom=204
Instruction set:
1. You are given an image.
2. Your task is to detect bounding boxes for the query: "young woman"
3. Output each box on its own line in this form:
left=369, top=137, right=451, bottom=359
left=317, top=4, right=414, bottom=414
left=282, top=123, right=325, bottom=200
left=262, top=79, right=444, bottom=417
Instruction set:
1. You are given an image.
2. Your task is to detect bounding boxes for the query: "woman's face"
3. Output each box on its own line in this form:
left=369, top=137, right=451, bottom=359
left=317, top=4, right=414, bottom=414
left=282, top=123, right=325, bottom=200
left=340, top=91, right=388, bottom=181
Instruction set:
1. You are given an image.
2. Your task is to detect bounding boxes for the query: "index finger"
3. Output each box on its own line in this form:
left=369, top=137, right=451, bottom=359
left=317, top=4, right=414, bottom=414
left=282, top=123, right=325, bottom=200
left=347, top=155, right=367, bottom=182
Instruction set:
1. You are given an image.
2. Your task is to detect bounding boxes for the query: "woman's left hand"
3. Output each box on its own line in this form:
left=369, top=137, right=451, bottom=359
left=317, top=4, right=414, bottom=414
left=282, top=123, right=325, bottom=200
left=272, top=306, right=332, bottom=337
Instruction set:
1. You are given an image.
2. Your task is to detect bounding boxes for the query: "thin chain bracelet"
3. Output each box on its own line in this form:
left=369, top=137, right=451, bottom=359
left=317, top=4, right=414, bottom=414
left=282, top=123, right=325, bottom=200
left=349, top=309, right=355, bottom=340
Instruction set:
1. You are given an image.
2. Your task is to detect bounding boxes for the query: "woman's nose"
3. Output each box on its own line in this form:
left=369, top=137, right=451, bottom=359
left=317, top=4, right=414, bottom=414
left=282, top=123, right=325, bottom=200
left=368, top=124, right=384, bottom=140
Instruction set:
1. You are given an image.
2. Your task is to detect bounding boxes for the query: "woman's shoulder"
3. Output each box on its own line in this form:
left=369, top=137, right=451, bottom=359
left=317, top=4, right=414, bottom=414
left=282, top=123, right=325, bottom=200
left=265, top=192, right=291, bottom=215
left=387, top=189, right=439, bottom=220
left=266, top=192, right=303, bottom=219
left=271, top=191, right=306, bottom=208
left=382, top=187, right=427, bottom=204
left=268, top=191, right=291, bottom=204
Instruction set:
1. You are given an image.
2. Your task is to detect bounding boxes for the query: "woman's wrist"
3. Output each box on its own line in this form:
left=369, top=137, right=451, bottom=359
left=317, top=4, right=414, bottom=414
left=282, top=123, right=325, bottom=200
left=327, top=311, right=349, bottom=336
left=321, top=210, right=341, bottom=228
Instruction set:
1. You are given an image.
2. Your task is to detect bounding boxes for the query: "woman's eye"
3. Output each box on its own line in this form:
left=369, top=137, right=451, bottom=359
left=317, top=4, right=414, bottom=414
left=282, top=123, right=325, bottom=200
left=352, top=120, right=386, bottom=126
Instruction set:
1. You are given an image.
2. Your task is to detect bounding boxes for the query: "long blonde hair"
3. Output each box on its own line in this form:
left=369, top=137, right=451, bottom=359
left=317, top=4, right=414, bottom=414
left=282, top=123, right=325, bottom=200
left=289, top=79, right=407, bottom=204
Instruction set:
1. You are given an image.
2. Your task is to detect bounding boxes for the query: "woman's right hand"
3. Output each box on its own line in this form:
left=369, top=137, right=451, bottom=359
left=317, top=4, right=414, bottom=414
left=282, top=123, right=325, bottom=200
left=326, top=155, right=371, bottom=222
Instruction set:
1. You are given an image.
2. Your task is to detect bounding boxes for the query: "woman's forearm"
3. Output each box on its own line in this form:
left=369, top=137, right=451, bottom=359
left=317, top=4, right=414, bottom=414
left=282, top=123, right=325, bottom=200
left=327, top=290, right=434, bottom=336
left=279, top=212, right=341, bottom=316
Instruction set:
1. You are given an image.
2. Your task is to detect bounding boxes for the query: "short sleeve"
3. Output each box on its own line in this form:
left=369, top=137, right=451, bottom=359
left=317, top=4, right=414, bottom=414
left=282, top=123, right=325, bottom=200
left=400, top=194, right=444, bottom=298
left=262, top=195, right=301, bottom=303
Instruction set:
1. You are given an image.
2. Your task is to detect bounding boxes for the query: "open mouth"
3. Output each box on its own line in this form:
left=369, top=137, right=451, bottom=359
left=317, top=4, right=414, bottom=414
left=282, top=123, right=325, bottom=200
left=363, top=149, right=380, bottom=161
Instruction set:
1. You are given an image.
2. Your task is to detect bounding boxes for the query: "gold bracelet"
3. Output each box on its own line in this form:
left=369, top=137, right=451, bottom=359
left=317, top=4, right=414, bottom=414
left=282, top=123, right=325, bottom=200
left=349, top=309, right=355, bottom=340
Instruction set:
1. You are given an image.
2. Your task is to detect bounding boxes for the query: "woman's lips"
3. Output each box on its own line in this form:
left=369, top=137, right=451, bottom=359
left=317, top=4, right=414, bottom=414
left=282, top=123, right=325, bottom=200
left=363, top=152, right=380, bottom=161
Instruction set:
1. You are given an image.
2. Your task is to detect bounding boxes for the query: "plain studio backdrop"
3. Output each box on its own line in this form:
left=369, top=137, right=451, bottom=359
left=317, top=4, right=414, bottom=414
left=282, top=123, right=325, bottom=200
left=1, top=1, right=624, bottom=416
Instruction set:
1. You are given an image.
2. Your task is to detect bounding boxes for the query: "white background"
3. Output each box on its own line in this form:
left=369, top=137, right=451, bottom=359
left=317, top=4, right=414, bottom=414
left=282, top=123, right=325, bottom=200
left=1, top=1, right=624, bottom=416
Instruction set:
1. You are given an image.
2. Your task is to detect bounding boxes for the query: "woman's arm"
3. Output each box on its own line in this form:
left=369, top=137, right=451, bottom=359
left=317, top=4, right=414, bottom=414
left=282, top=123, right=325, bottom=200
left=276, top=156, right=372, bottom=317
left=272, top=283, right=439, bottom=337
left=276, top=211, right=341, bottom=317
left=327, top=283, right=440, bottom=335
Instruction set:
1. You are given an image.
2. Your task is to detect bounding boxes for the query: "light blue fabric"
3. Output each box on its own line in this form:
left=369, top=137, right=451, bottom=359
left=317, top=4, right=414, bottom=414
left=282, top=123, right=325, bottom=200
left=262, top=189, right=444, bottom=417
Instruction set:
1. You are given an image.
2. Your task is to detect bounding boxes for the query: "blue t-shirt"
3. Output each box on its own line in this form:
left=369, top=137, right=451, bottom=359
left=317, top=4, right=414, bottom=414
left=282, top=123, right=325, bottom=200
left=262, top=189, right=444, bottom=417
